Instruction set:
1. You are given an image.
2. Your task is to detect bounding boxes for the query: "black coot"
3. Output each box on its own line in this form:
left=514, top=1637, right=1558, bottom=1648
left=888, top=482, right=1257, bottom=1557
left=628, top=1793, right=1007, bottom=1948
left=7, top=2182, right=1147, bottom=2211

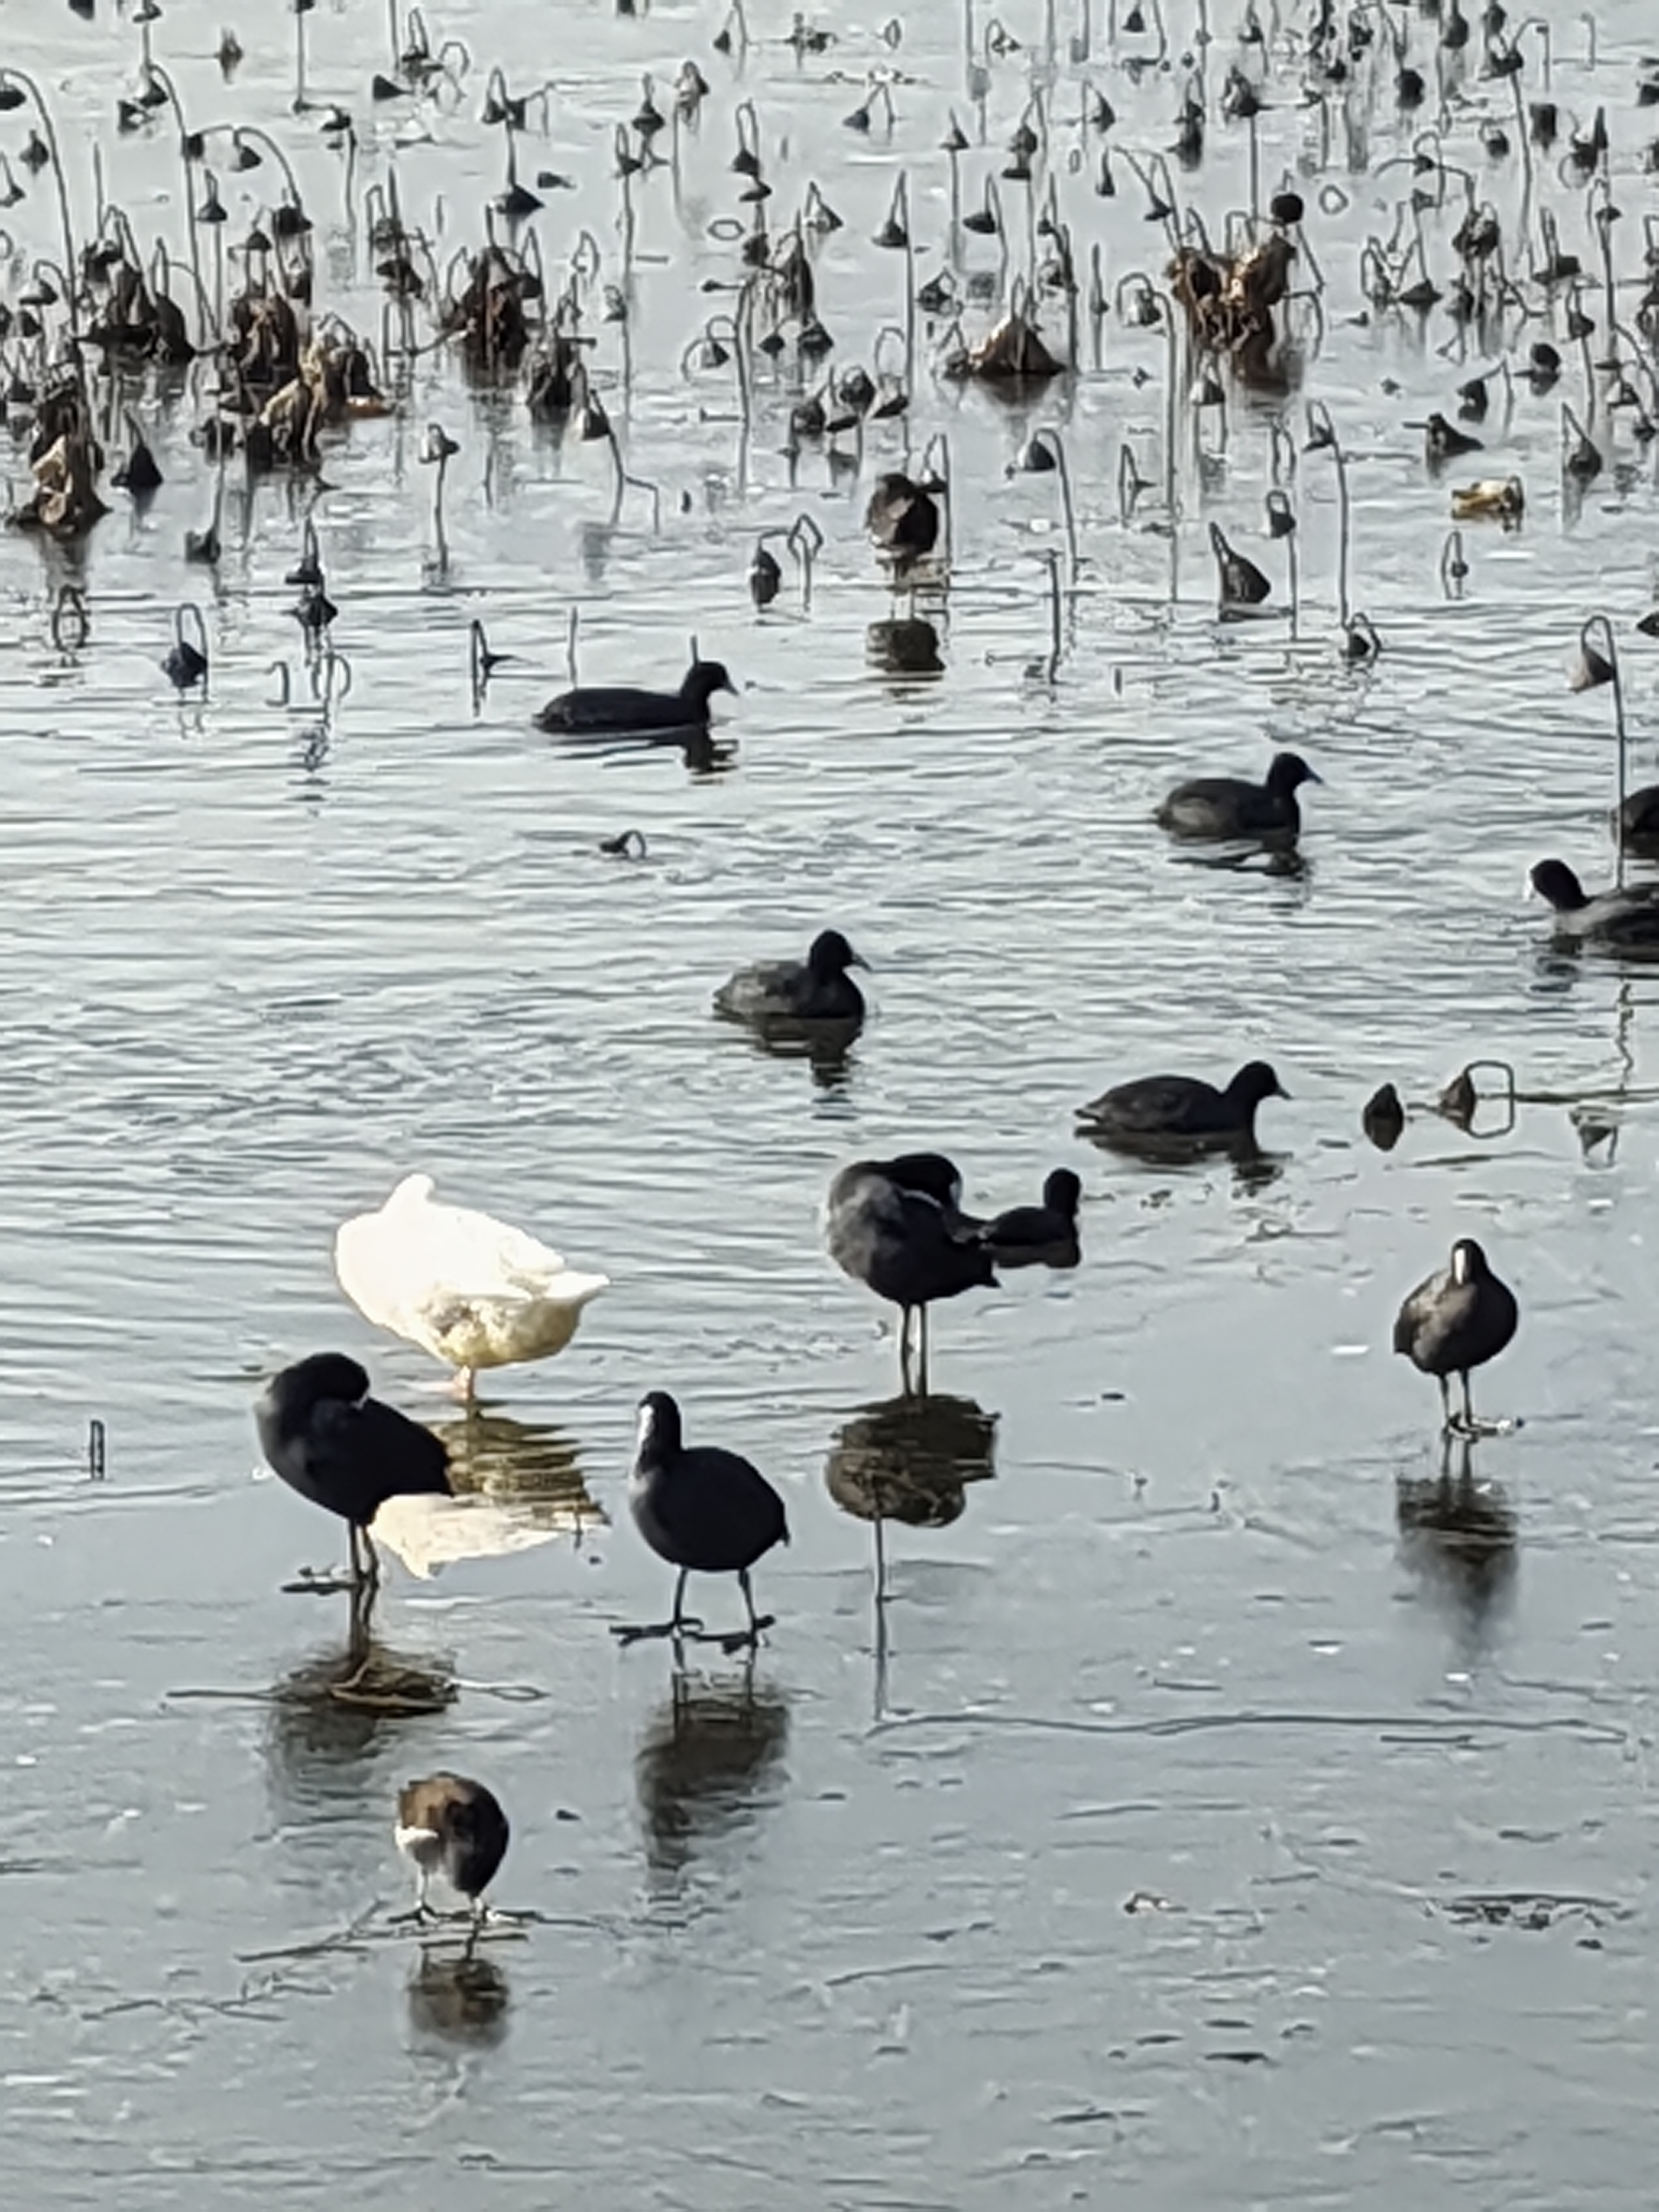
left=865, top=473, right=940, bottom=568
left=395, top=1773, right=510, bottom=1932
left=1077, top=1061, right=1286, bottom=1150
left=825, top=1154, right=996, bottom=1389
left=981, top=1169, right=1082, bottom=1269
left=254, top=1352, right=450, bottom=1589
left=714, top=929, right=869, bottom=1027
left=1529, top=859, right=1659, bottom=950
left=1393, top=1237, right=1518, bottom=1432
left=1616, top=785, right=1659, bottom=851
left=615, top=1391, right=790, bottom=1650
left=1156, top=752, right=1320, bottom=839
left=534, top=658, right=736, bottom=735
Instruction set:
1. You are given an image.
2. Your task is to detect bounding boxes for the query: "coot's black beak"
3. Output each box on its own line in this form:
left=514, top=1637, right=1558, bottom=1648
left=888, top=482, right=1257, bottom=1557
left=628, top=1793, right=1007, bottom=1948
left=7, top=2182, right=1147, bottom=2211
left=1305, top=768, right=1325, bottom=784
left=849, top=952, right=872, bottom=971
left=1273, top=1080, right=1290, bottom=1099
left=720, top=675, right=739, bottom=695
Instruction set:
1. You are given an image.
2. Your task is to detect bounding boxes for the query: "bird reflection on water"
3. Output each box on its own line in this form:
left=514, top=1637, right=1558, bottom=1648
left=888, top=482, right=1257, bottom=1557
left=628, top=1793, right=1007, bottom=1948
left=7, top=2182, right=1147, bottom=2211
left=262, top=1593, right=458, bottom=1822
left=1396, top=1432, right=1518, bottom=1637
left=406, top=1947, right=512, bottom=2048
left=824, top=1391, right=1000, bottom=1530
left=866, top=616, right=945, bottom=680
left=721, top=1015, right=860, bottom=1094
left=635, top=1669, right=791, bottom=1910
left=431, top=1412, right=605, bottom=1547
left=826, top=1392, right=999, bottom=1719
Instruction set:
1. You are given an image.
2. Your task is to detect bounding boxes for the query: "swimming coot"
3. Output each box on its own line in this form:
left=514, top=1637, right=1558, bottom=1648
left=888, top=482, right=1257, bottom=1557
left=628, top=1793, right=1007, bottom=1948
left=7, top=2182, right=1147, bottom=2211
left=254, top=1352, right=450, bottom=1590
left=1156, top=752, right=1321, bottom=840
left=980, top=1169, right=1082, bottom=1269
left=615, top=1391, right=790, bottom=1650
left=1393, top=1237, right=1518, bottom=1432
left=1077, top=1061, right=1286, bottom=1150
left=534, top=657, right=736, bottom=735
left=824, top=1154, right=996, bottom=1389
left=1529, top=859, right=1659, bottom=950
left=395, top=1773, right=510, bottom=1933
left=865, top=472, right=940, bottom=569
left=714, top=929, right=869, bottom=1027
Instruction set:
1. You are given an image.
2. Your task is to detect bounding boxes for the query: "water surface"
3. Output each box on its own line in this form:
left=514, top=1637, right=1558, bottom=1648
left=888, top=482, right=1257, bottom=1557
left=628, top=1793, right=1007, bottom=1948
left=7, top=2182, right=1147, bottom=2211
left=3, top=0, right=1659, bottom=2203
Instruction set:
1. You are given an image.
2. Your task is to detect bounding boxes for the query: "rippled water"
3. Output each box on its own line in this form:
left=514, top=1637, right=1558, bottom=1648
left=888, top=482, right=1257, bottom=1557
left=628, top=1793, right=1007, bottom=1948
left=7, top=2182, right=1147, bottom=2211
left=4, top=0, right=1659, bottom=2202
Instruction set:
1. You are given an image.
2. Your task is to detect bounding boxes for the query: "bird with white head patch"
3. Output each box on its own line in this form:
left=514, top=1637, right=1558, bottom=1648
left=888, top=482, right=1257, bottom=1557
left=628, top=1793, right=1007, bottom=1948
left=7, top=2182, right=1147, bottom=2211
left=1393, top=1237, right=1518, bottom=1433
left=613, top=1391, right=789, bottom=1651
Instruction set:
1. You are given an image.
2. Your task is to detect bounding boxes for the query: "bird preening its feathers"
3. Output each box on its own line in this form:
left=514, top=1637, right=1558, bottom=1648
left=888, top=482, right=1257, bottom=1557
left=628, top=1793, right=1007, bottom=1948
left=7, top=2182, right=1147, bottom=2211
left=254, top=1352, right=561, bottom=1588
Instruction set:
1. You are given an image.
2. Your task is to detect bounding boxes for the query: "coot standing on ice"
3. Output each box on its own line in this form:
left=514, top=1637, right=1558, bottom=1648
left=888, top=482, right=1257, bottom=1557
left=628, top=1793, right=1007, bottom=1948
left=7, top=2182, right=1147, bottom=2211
left=254, top=1352, right=450, bottom=1590
left=1393, top=1237, right=1518, bottom=1433
left=614, top=1391, right=790, bottom=1651
left=825, top=1153, right=996, bottom=1389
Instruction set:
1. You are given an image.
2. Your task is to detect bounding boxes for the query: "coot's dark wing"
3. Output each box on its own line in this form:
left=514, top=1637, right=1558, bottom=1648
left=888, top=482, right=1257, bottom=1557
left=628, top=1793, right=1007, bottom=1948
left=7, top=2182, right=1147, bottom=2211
left=1156, top=775, right=1272, bottom=833
left=1473, top=1277, right=1520, bottom=1366
left=536, top=685, right=696, bottom=734
left=637, top=1445, right=788, bottom=1573
left=1392, top=1266, right=1445, bottom=1359
left=715, top=956, right=810, bottom=1020
left=291, top=1394, right=450, bottom=1521
left=450, top=1792, right=510, bottom=1894
left=1159, top=773, right=1252, bottom=809
left=829, top=1168, right=984, bottom=1289
left=1082, top=1075, right=1223, bottom=1136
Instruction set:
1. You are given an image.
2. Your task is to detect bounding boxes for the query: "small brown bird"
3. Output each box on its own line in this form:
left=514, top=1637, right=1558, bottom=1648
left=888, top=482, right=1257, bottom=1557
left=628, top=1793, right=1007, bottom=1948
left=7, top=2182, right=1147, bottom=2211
left=395, top=1775, right=510, bottom=1932
left=1393, top=1237, right=1518, bottom=1432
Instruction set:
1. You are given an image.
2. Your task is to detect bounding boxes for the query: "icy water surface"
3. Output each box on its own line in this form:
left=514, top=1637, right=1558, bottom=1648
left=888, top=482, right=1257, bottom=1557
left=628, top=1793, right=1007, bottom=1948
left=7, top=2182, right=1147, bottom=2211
left=3, top=0, right=1659, bottom=2204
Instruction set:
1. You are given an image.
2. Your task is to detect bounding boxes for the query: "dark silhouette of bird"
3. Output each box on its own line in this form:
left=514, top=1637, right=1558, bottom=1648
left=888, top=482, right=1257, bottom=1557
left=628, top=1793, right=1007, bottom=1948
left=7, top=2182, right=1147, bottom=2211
left=534, top=658, right=736, bottom=734
left=1156, top=752, right=1321, bottom=840
left=1077, top=1061, right=1286, bottom=1151
left=1529, top=859, right=1659, bottom=951
left=714, top=929, right=869, bottom=1027
left=615, top=1391, right=789, bottom=1650
left=825, top=1154, right=996, bottom=1390
left=254, top=1352, right=450, bottom=1589
left=980, top=1169, right=1082, bottom=1268
left=1393, top=1237, right=1518, bottom=1432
